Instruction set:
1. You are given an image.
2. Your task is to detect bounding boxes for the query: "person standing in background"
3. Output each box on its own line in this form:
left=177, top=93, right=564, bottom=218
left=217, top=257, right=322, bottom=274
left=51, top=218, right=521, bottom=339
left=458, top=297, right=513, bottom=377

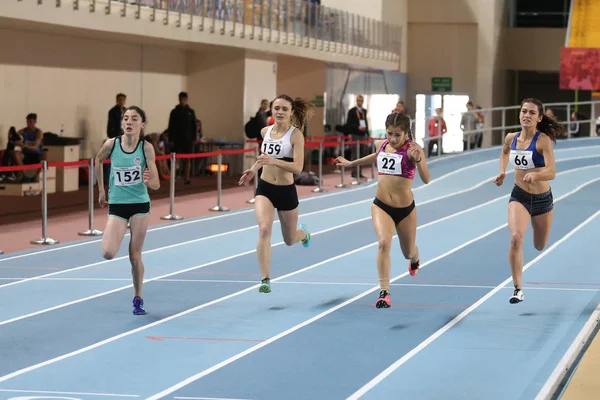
left=346, top=95, right=369, bottom=179
left=107, top=93, right=127, bottom=139
left=168, top=92, right=198, bottom=185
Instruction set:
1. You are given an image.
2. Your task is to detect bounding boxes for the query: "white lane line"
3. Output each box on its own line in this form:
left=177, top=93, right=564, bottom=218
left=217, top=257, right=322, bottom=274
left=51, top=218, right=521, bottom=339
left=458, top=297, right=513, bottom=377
left=144, top=175, right=600, bottom=400
left=0, top=388, right=139, bottom=397
left=1, top=171, right=598, bottom=389
left=0, top=155, right=526, bottom=289
left=535, top=303, right=600, bottom=400
left=2, top=143, right=596, bottom=262
left=0, top=183, right=514, bottom=384
left=4, top=152, right=597, bottom=293
left=346, top=216, right=600, bottom=399
left=0, top=162, right=598, bottom=327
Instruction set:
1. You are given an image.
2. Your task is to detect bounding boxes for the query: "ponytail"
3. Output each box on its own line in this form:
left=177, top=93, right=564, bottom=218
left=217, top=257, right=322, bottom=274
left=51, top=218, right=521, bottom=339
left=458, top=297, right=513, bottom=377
left=537, top=114, right=563, bottom=144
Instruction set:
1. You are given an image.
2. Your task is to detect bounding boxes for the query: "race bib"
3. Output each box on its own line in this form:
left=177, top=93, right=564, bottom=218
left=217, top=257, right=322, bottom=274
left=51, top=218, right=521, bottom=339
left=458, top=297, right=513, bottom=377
left=113, top=165, right=142, bottom=186
left=510, top=150, right=534, bottom=170
left=261, top=139, right=284, bottom=158
left=377, top=152, right=403, bottom=175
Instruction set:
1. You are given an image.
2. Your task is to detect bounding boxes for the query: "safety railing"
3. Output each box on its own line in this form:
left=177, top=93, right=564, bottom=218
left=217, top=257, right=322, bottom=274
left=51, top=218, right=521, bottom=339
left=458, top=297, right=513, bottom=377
left=0, top=136, right=378, bottom=250
left=41, top=0, right=401, bottom=63
left=408, top=100, right=600, bottom=158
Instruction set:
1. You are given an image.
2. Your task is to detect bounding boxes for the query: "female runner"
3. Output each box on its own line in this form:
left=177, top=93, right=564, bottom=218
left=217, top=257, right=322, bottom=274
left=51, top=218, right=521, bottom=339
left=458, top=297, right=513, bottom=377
left=494, top=98, right=563, bottom=304
left=239, top=94, right=313, bottom=293
left=335, top=112, right=430, bottom=308
left=95, top=106, right=160, bottom=315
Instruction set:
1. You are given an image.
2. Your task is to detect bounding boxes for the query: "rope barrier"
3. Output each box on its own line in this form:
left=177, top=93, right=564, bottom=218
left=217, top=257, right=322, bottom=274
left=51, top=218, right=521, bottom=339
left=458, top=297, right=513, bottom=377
left=0, top=141, right=377, bottom=250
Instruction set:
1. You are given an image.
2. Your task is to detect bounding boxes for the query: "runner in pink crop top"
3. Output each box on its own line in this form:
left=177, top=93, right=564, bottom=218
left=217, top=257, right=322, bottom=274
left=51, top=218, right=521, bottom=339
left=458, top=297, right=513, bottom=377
left=377, top=139, right=416, bottom=180
left=334, top=111, right=431, bottom=311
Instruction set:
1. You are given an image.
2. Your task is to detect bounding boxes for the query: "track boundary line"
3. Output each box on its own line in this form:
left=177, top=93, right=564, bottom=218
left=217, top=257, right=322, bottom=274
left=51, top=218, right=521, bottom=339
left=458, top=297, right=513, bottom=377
left=346, top=205, right=600, bottom=399
left=535, top=303, right=600, bottom=400
left=0, top=178, right=524, bottom=383
left=1, top=142, right=597, bottom=262
left=1, top=153, right=597, bottom=292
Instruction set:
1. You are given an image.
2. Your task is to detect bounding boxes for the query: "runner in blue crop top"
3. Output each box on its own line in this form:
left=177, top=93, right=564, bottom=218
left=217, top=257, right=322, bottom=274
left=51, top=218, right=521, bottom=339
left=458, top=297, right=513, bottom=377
left=335, top=112, right=430, bottom=309
left=95, top=106, right=160, bottom=315
left=494, top=98, right=564, bottom=305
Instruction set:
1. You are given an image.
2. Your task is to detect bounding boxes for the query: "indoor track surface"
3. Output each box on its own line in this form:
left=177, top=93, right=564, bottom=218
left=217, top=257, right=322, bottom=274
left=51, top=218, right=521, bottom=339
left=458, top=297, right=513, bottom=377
left=1, top=138, right=600, bottom=400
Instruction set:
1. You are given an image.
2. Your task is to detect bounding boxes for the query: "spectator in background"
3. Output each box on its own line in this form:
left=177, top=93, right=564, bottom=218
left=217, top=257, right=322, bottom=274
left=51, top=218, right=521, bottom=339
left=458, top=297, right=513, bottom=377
left=0, top=127, right=20, bottom=182
left=569, top=111, right=580, bottom=137
left=168, top=91, right=197, bottom=184
left=107, top=93, right=126, bottom=138
left=475, top=106, right=484, bottom=148
left=460, top=101, right=478, bottom=150
left=345, top=95, right=369, bottom=179
left=16, top=113, right=44, bottom=182
left=392, top=100, right=405, bottom=114
left=427, top=107, right=447, bottom=157
left=256, top=99, right=270, bottom=129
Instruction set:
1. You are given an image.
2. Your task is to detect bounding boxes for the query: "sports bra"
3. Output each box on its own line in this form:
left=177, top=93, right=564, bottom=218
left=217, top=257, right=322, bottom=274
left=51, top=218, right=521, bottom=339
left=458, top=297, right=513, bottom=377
left=509, top=131, right=545, bottom=170
left=261, top=125, right=294, bottom=162
left=376, top=139, right=416, bottom=180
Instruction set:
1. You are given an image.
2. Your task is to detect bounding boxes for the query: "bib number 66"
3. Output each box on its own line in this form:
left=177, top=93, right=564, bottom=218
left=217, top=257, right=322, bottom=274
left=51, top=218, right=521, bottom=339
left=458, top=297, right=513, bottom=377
left=514, top=155, right=528, bottom=167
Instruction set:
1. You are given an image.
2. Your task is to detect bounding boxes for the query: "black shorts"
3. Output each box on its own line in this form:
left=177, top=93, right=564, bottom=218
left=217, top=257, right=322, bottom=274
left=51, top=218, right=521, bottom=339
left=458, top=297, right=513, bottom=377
left=23, top=151, right=41, bottom=165
left=373, top=197, right=415, bottom=225
left=255, top=178, right=299, bottom=211
left=108, top=202, right=151, bottom=221
left=509, top=185, right=553, bottom=217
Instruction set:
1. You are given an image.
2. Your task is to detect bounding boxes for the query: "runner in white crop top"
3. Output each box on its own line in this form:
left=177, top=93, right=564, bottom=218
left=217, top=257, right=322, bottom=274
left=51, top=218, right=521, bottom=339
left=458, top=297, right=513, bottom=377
left=238, top=94, right=314, bottom=294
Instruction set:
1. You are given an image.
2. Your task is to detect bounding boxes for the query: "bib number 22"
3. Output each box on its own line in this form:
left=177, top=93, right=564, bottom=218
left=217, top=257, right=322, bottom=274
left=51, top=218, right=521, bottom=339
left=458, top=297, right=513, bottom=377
left=381, top=157, right=396, bottom=170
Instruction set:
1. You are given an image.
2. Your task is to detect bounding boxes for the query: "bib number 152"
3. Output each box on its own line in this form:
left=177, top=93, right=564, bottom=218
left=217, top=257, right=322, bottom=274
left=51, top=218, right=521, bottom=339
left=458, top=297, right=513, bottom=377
left=114, top=168, right=141, bottom=186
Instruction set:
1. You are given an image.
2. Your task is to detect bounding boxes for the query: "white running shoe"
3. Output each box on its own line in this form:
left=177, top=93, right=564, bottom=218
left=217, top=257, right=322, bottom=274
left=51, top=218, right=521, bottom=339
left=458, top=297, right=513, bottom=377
left=509, top=288, right=524, bottom=304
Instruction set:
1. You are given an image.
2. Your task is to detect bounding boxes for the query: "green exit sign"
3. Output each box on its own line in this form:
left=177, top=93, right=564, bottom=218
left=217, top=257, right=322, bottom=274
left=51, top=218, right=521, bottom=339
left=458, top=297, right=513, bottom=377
left=431, top=77, right=452, bottom=92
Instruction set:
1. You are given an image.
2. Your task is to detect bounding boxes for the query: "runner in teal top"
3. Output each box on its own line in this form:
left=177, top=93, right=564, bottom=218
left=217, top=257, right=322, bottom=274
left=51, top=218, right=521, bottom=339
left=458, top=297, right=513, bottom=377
left=107, top=135, right=151, bottom=206
left=95, top=106, right=160, bottom=315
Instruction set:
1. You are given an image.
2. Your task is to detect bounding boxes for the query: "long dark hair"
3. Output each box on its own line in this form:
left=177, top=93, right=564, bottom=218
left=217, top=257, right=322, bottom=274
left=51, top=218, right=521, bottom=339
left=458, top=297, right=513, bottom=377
left=385, top=112, right=413, bottom=140
left=520, top=98, right=563, bottom=143
left=274, top=94, right=313, bottom=131
left=122, top=105, right=147, bottom=140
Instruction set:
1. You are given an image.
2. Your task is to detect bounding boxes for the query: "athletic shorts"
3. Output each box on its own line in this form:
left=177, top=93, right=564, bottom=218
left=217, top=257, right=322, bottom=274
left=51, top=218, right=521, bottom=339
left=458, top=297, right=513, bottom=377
left=255, top=178, right=299, bottom=211
left=373, top=197, right=415, bottom=225
left=108, top=202, right=151, bottom=221
left=509, top=184, right=553, bottom=217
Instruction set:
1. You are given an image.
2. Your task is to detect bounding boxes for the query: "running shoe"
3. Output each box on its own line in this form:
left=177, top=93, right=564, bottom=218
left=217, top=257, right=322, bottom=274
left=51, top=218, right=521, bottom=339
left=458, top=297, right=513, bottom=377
left=299, top=224, right=311, bottom=248
left=375, top=290, right=391, bottom=308
left=259, top=277, right=271, bottom=293
left=133, top=296, right=146, bottom=315
left=509, top=288, right=524, bottom=304
left=408, top=259, right=420, bottom=276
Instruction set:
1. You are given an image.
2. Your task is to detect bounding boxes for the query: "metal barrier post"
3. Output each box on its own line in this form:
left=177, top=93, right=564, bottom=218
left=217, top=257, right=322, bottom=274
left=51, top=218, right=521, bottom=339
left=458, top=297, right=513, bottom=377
left=312, top=142, right=327, bottom=193
left=78, top=158, right=103, bottom=236
left=209, top=153, right=230, bottom=212
left=335, top=137, right=348, bottom=188
left=370, top=141, right=376, bottom=180
left=351, top=140, right=361, bottom=186
left=161, top=152, right=183, bottom=220
left=246, top=146, right=259, bottom=204
left=30, top=161, right=59, bottom=245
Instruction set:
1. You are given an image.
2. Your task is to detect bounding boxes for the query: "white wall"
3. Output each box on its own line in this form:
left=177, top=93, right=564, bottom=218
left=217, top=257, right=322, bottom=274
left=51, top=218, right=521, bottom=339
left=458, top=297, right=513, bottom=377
left=0, top=28, right=186, bottom=157
left=243, top=51, right=278, bottom=122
